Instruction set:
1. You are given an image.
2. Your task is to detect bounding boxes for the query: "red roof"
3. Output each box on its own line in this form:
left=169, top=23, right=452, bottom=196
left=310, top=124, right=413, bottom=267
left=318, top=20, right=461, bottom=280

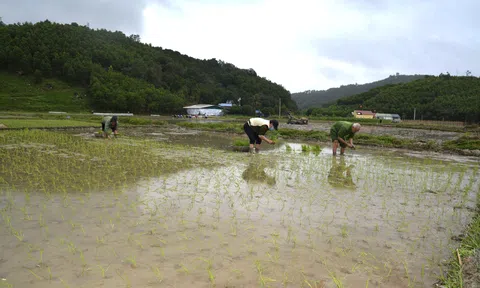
left=354, top=110, right=375, bottom=115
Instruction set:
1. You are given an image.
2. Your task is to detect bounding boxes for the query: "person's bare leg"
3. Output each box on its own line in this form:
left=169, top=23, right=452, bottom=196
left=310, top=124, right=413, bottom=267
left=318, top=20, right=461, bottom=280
left=255, top=143, right=261, bottom=153
left=249, top=143, right=254, bottom=153
left=340, top=146, right=345, bottom=155
left=332, top=140, right=338, bottom=155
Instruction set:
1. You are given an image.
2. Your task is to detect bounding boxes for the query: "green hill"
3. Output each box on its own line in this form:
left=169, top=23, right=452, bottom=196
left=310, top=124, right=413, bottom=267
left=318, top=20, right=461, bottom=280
left=0, top=20, right=297, bottom=114
left=306, top=74, right=480, bottom=122
left=292, top=74, right=426, bottom=110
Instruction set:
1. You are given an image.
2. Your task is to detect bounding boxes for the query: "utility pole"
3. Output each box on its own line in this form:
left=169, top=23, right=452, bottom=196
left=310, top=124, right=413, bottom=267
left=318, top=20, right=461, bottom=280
left=413, top=108, right=416, bottom=120
left=278, top=98, right=281, bottom=118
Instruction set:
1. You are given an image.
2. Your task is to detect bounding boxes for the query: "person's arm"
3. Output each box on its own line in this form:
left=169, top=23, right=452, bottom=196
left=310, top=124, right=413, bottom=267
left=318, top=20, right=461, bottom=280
left=259, top=135, right=275, bottom=144
left=337, top=136, right=351, bottom=147
left=338, top=126, right=354, bottom=148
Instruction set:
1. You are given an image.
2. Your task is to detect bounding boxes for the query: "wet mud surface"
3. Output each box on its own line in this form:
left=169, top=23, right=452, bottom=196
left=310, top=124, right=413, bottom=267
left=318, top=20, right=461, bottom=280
left=0, top=129, right=479, bottom=287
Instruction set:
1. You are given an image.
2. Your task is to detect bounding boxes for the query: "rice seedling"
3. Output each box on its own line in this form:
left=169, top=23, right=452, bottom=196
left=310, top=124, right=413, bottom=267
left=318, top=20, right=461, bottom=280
left=150, top=265, right=163, bottom=283
left=0, top=127, right=478, bottom=288
left=97, top=264, right=110, bottom=278
left=115, top=269, right=132, bottom=288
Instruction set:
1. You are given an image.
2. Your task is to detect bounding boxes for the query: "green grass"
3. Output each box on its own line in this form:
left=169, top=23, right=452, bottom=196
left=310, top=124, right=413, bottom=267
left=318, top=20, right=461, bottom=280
left=439, top=200, right=480, bottom=287
left=0, top=119, right=96, bottom=128
left=443, top=134, right=480, bottom=151
left=118, top=117, right=167, bottom=126
left=0, top=72, right=89, bottom=112
left=0, top=117, right=168, bottom=129
left=233, top=139, right=250, bottom=147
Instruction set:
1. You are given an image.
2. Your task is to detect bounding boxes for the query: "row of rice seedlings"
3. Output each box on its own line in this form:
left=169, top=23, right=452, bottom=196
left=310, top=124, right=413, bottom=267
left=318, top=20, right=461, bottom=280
left=1, top=129, right=479, bottom=287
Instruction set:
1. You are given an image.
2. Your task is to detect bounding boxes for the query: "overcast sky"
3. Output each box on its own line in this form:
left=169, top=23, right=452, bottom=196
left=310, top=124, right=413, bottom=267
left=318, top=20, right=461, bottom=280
left=1, top=0, right=479, bottom=92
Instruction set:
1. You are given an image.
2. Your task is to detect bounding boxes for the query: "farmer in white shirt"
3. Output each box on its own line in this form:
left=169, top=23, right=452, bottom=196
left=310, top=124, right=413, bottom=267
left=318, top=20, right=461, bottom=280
left=243, top=117, right=279, bottom=153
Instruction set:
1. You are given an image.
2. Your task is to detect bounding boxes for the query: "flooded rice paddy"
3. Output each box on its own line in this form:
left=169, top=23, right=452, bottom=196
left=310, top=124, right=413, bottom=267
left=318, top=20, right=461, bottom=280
left=0, top=128, right=479, bottom=288
left=282, top=122, right=460, bottom=143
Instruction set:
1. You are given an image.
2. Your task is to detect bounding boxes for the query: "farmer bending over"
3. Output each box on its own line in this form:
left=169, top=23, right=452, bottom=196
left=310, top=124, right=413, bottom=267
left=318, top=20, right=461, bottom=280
left=243, top=117, right=279, bottom=153
left=101, top=115, right=119, bottom=139
left=330, top=121, right=361, bottom=155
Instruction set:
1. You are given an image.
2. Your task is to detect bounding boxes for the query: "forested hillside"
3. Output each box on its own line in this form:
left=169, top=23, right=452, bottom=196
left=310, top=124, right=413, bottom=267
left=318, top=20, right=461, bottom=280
left=292, top=74, right=426, bottom=109
left=0, top=20, right=297, bottom=114
left=306, top=74, right=480, bottom=122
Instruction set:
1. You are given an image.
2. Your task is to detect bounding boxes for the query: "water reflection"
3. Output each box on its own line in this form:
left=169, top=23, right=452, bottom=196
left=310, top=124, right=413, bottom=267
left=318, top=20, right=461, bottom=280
left=327, top=156, right=356, bottom=189
left=241, top=160, right=276, bottom=185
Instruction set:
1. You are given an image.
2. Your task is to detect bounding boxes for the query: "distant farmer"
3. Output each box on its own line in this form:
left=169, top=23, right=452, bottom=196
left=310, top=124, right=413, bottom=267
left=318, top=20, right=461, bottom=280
left=330, top=121, right=361, bottom=155
left=101, top=115, right=118, bottom=139
left=243, top=117, right=279, bottom=153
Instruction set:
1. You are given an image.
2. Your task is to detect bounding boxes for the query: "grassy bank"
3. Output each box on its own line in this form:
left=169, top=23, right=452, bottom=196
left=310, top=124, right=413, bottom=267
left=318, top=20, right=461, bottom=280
left=439, top=197, right=480, bottom=287
left=176, top=121, right=480, bottom=155
left=443, top=134, right=480, bottom=150
left=0, top=119, right=96, bottom=128
left=0, top=117, right=168, bottom=129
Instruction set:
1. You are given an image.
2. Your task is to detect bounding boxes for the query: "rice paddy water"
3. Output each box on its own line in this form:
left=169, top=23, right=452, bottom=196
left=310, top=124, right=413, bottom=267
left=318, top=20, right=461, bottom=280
left=0, top=129, right=478, bottom=287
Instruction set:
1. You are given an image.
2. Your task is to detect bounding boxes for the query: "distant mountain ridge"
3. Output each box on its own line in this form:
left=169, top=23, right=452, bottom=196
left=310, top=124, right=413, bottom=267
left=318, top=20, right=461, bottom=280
left=292, top=74, right=427, bottom=110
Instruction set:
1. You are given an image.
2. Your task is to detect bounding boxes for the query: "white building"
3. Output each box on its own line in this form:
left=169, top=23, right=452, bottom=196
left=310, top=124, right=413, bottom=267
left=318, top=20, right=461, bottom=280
left=375, top=113, right=393, bottom=121
left=375, top=113, right=402, bottom=123
left=183, top=104, right=224, bottom=116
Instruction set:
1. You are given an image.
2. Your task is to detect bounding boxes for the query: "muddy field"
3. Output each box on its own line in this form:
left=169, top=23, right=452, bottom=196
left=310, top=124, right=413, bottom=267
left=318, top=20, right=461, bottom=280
left=166, top=118, right=464, bottom=144
left=282, top=122, right=461, bottom=143
left=0, top=128, right=479, bottom=288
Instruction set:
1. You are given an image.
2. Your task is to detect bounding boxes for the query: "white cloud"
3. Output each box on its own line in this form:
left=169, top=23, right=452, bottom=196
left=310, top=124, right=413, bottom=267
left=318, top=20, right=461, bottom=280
left=140, top=0, right=480, bottom=92
left=142, top=0, right=380, bottom=92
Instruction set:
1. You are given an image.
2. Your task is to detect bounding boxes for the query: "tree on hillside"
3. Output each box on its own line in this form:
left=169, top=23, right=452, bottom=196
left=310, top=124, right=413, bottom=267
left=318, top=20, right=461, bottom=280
left=308, top=76, right=480, bottom=122
left=0, top=20, right=297, bottom=114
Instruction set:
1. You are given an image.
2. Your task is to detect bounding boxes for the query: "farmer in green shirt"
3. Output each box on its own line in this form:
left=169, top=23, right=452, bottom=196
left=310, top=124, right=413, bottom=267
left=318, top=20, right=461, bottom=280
left=243, top=117, right=279, bottom=153
left=101, top=115, right=119, bottom=139
left=330, top=121, right=361, bottom=155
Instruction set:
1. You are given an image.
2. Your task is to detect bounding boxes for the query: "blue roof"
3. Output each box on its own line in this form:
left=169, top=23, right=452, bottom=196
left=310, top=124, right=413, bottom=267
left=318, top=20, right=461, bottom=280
left=218, top=103, right=233, bottom=107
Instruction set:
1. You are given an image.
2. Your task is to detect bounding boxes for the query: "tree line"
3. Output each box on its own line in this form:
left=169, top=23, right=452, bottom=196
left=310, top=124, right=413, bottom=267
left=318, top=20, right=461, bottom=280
left=305, top=74, right=480, bottom=123
left=0, top=20, right=297, bottom=114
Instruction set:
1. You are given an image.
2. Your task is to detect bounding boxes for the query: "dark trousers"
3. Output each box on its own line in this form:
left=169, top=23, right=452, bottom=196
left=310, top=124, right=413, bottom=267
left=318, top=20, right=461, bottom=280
left=244, top=122, right=261, bottom=144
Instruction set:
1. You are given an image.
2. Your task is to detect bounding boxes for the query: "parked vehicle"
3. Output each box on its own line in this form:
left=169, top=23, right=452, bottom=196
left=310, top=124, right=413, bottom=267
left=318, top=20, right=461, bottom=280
left=287, top=113, right=309, bottom=125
